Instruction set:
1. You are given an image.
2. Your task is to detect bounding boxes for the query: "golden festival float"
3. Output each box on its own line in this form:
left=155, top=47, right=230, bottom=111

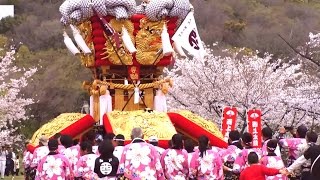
left=28, top=0, right=227, bottom=151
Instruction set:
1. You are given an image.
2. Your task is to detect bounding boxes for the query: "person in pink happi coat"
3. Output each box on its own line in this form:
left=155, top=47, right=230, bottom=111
left=117, top=127, right=165, bottom=180
left=30, top=135, right=50, bottom=179
left=221, top=130, right=243, bottom=180
left=161, top=134, right=189, bottom=179
left=233, top=132, right=262, bottom=174
left=35, top=139, right=73, bottom=180
left=62, top=135, right=81, bottom=171
left=189, top=135, right=223, bottom=180
left=260, top=139, right=288, bottom=180
left=278, top=125, right=308, bottom=179
left=74, top=141, right=99, bottom=180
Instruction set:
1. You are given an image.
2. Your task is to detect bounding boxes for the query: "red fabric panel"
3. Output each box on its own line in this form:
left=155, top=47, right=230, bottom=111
left=103, top=113, right=113, bottom=133
left=27, top=115, right=95, bottom=153
left=167, top=112, right=228, bottom=148
left=60, top=115, right=96, bottom=137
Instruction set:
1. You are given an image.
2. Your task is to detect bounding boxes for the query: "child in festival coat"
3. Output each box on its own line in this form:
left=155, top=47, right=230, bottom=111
left=240, top=152, right=286, bottom=180
left=161, top=134, right=189, bottom=179
left=74, top=141, right=98, bottom=179
left=260, top=140, right=288, bottom=180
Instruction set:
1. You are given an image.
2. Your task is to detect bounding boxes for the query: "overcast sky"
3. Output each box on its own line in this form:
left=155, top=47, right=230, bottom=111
left=0, top=5, right=14, bottom=20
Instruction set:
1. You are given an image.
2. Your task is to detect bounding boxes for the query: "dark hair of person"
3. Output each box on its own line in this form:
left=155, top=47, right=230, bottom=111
left=248, top=152, right=259, bottom=164
left=171, top=134, right=184, bottom=150
left=98, top=140, right=114, bottom=159
left=306, top=131, right=318, bottom=143
left=241, top=132, right=253, bottom=147
left=198, top=135, right=209, bottom=158
left=104, top=133, right=116, bottom=141
left=266, top=139, right=278, bottom=152
left=53, top=133, right=62, bottom=139
left=73, top=139, right=79, bottom=146
left=80, top=141, right=93, bottom=154
left=86, top=130, right=96, bottom=143
left=114, top=134, right=125, bottom=146
left=297, top=125, right=308, bottom=138
left=60, top=135, right=73, bottom=148
left=184, top=139, right=195, bottom=153
left=262, top=127, right=273, bottom=139
left=150, top=141, right=158, bottom=146
left=229, top=130, right=240, bottom=141
left=168, top=140, right=172, bottom=148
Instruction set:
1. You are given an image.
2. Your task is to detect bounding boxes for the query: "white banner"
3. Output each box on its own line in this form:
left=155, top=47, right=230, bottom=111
left=172, top=12, right=205, bottom=59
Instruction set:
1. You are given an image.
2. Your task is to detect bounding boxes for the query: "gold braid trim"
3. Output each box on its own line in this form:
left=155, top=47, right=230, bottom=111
left=107, top=110, right=177, bottom=140
left=84, top=78, right=172, bottom=90
left=173, top=110, right=224, bottom=140
left=29, top=113, right=86, bottom=146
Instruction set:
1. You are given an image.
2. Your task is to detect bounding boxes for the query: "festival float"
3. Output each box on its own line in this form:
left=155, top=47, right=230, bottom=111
left=28, top=0, right=227, bottom=151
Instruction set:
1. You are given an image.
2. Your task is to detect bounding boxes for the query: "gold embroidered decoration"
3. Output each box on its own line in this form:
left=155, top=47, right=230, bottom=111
left=107, top=110, right=177, bottom=140
left=101, top=19, right=134, bottom=65
left=136, top=18, right=165, bottom=65
left=29, top=113, right=86, bottom=146
left=174, top=110, right=224, bottom=140
left=78, top=21, right=95, bottom=67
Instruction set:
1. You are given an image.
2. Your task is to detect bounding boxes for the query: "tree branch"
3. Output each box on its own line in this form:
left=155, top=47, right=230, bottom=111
left=278, top=34, right=320, bottom=67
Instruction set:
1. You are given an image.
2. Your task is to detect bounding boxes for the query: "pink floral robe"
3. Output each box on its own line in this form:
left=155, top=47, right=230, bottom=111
left=30, top=146, right=49, bottom=168
left=63, top=145, right=81, bottom=170
left=278, top=138, right=307, bottom=163
left=113, top=146, right=124, bottom=161
left=74, top=153, right=99, bottom=179
left=189, top=149, right=223, bottom=180
left=35, top=153, right=73, bottom=180
left=57, top=145, right=66, bottom=154
left=23, top=150, right=33, bottom=169
left=221, top=145, right=242, bottom=179
left=233, top=148, right=262, bottom=173
left=160, top=149, right=189, bottom=179
left=117, top=142, right=165, bottom=180
left=260, top=155, right=288, bottom=180
left=262, top=139, right=281, bottom=157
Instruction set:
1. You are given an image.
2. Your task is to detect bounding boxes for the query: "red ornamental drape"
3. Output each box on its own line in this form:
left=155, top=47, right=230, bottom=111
left=27, top=114, right=96, bottom=153
left=168, top=112, right=228, bottom=148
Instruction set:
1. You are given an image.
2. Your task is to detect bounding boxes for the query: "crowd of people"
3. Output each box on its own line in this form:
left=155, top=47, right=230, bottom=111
left=22, top=125, right=320, bottom=180
left=0, top=146, right=20, bottom=179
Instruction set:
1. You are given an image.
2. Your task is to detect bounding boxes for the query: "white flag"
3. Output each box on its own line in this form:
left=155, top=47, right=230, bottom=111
left=172, top=12, right=205, bottom=59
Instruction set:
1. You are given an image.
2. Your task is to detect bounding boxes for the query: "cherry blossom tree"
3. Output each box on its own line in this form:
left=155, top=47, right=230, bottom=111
left=0, top=48, right=37, bottom=146
left=165, top=42, right=320, bottom=132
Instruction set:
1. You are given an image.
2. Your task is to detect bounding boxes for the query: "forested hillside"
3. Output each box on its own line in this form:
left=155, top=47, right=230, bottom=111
left=0, top=0, right=319, bottom=138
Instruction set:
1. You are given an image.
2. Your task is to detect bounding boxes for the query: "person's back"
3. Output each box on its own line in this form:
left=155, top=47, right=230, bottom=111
left=189, top=135, right=223, bottom=180
left=35, top=139, right=73, bottom=180
left=160, top=134, right=189, bottom=179
left=117, top=127, right=164, bottom=180
left=94, top=140, right=119, bottom=179
left=36, top=153, right=72, bottom=180
left=118, top=142, right=164, bottom=179
left=240, top=164, right=280, bottom=180
left=240, top=152, right=282, bottom=180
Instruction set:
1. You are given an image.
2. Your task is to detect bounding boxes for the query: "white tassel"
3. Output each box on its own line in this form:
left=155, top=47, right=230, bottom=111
left=161, top=24, right=174, bottom=56
left=122, top=27, right=137, bottom=53
left=134, top=87, right=140, bottom=104
left=173, top=41, right=186, bottom=58
left=124, top=78, right=128, bottom=85
left=70, top=25, right=92, bottom=54
left=63, top=31, right=80, bottom=55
